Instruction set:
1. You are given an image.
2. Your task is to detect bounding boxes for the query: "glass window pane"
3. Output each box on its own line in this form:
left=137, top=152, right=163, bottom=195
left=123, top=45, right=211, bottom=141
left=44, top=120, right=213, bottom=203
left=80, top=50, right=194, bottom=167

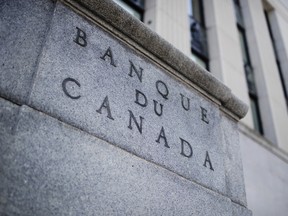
left=250, top=97, right=263, bottom=134
left=191, top=0, right=202, bottom=23
left=113, top=0, right=141, bottom=20
left=190, top=19, right=208, bottom=57
left=191, top=53, right=207, bottom=69
left=238, top=29, right=249, bottom=65
left=129, top=0, right=144, bottom=10
left=233, top=0, right=244, bottom=26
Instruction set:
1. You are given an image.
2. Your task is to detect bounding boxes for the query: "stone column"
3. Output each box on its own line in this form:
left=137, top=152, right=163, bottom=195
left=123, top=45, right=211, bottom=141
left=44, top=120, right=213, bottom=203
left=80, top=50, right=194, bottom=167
left=241, top=0, right=288, bottom=152
left=144, top=0, right=191, bottom=56
left=203, top=0, right=254, bottom=128
left=269, top=10, right=288, bottom=105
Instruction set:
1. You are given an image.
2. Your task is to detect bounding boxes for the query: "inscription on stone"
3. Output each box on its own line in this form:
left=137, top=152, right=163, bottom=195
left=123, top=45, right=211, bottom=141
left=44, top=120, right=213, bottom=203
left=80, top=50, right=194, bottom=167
left=64, top=31, right=214, bottom=167
left=30, top=3, right=226, bottom=194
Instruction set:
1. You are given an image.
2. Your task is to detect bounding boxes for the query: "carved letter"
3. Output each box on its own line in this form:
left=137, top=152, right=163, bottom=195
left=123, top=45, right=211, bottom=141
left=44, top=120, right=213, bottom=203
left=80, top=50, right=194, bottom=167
left=96, top=96, right=115, bottom=120
left=129, top=60, right=143, bottom=82
left=156, top=80, right=169, bottom=100
left=180, top=138, right=193, bottom=158
left=100, top=47, right=116, bottom=67
left=203, top=151, right=214, bottom=171
left=135, top=89, right=148, bottom=107
left=62, top=77, right=81, bottom=99
left=156, top=126, right=169, bottom=148
left=128, top=110, right=144, bottom=134
left=200, top=106, right=209, bottom=124
left=180, top=93, right=190, bottom=111
left=74, top=27, right=87, bottom=47
left=153, top=100, right=163, bottom=116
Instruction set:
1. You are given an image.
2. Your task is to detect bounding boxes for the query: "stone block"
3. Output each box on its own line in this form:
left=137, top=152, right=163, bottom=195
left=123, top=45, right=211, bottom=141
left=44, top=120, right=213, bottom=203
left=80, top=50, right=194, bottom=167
left=29, top=2, right=227, bottom=195
left=0, top=98, right=20, bottom=154
left=221, top=113, right=247, bottom=206
left=0, top=101, right=235, bottom=216
left=0, top=0, right=54, bottom=104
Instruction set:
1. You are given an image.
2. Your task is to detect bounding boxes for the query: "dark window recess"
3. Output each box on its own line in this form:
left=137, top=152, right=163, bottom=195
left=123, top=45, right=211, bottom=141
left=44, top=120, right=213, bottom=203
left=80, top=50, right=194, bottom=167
left=113, top=0, right=145, bottom=21
left=190, top=0, right=209, bottom=69
left=264, top=10, right=288, bottom=106
left=250, top=96, right=263, bottom=134
left=233, top=0, right=263, bottom=134
left=245, top=64, right=257, bottom=95
left=190, top=16, right=208, bottom=59
left=233, top=0, right=245, bottom=27
left=126, top=0, right=145, bottom=9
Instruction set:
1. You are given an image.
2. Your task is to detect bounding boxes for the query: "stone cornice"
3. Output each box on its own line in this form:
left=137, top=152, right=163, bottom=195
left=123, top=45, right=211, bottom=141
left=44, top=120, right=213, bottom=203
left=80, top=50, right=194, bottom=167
left=62, top=0, right=249, bottom=120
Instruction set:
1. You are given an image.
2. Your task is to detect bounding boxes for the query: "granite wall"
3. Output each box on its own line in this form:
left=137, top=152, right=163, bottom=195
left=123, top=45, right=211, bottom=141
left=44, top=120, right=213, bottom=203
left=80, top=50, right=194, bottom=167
left=0, top=0, right=252, bottom=215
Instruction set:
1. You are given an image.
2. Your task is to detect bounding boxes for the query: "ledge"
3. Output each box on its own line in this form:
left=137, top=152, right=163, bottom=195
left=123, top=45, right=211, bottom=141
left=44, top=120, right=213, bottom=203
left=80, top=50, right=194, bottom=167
left=62, top=0, right=249, bottom=119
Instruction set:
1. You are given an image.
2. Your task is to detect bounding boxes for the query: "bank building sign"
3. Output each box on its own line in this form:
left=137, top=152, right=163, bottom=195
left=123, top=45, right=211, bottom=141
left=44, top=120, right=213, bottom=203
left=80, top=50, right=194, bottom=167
left=29, top=4, right=232, bottom=194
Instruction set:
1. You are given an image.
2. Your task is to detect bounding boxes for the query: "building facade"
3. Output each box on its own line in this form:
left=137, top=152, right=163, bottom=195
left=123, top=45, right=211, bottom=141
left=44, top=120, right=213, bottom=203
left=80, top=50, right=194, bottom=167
left=114, top=0, right=288, bottom=215
left=1, top=0, right=287, bottom=215
left=1, top=0, right=251, bottom=215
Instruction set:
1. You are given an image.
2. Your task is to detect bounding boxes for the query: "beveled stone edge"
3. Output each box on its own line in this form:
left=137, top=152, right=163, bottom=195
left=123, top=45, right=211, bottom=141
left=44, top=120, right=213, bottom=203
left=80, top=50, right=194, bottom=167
left=61, top=0, right=249, bottom=119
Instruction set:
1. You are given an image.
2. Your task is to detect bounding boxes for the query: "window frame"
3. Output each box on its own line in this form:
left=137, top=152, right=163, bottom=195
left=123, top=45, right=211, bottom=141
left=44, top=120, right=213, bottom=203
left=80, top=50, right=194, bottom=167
left=264, top=10, right=288, bottom=106
left=233, top=0, right=264, bottom=134
left=189, top=0, right=209, bottom=70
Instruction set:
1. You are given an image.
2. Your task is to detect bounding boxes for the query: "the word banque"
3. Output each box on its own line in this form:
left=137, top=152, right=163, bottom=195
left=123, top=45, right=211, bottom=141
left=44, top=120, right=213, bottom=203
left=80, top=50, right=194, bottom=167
left=61, top=27, right=215, bottom=171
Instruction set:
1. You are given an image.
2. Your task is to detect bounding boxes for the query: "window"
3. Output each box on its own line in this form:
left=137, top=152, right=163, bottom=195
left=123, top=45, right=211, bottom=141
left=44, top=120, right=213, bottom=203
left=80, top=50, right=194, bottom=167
left=189, top=0, right=209, bottom=69
left=264, top=10, right=288, bottom=106
left=250, top=96, right=263, bottom=133
left=113, top=0, right=145, bottom=21
left=233, top=0, right=263, bottom=134
left=233, top=0, right=244, bottom=27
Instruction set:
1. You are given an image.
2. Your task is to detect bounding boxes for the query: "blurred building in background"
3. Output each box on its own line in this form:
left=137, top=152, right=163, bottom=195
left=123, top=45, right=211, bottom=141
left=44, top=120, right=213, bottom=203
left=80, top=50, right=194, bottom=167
left=115, top=0, right=288, bottom=215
